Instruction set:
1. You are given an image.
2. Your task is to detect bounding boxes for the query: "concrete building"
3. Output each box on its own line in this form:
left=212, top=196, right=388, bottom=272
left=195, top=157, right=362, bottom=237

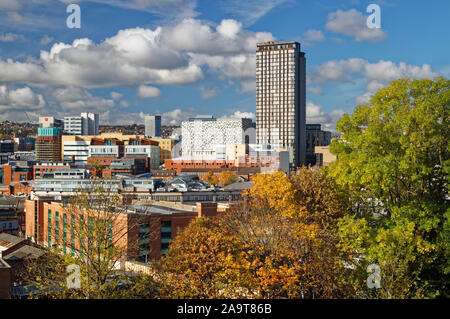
left=39, top=117, right=64, bottom=129
left=13, top=137, right=36, bottom=152
left=30, top=176, right=163, bottom=197
left=145, top=115, right=162, bottom=138
left=306, top=124, right=332, bottom=165
left=0, top=140, right=15, bottom=154
left=61, top=133, right=146, bottom=165
left=64, top=112, right=99, bottom=136
left=181, top=116, right=255, bottom=158
left=256, top=41, right=306, bottom=167
left=125, top=138, right=160, bottom=170
left=150, top=138, right=175, bottom=164
left=315, top=144, right=337, bottom=167
left=35, top=128, right=62, bottom=162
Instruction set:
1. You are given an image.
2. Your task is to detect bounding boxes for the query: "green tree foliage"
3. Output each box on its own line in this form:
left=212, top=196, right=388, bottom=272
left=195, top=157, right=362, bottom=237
left=329, top=77, right=449, bottom=298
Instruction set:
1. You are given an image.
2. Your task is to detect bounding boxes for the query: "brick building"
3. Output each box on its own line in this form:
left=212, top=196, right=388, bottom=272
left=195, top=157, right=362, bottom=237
left=25, top=198, right=219, bottom=261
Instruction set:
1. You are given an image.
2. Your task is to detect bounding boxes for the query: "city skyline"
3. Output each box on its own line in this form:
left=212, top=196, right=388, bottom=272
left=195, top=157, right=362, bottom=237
left=0, top=1, right=449, bottom=131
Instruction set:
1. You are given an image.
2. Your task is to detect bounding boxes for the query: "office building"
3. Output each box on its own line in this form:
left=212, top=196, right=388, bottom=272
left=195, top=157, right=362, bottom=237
left=35, top=128, right=62, bottom=162
left=0, top=140, right=14, bottom=154
left=150, top=138, right=175, bottom=164
left=256, top=41, right=306, bottom=166
left=25, top=198, right=219, bottom=260
left=13, top=137, right=36, bottom=152
left=306, top=124, right=332, bottom=165
left=39, top=117, right=64, bottom=129
left=145, top=115, right=162, bottom=138
left=64, top=112, right=99, bottom=136
left=61, top=133, right=141, bottom=164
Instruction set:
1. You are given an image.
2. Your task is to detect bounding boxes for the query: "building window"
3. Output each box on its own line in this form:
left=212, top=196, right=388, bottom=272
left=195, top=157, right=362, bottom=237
left=47, top=209, right=53, bottom=247
left=55, top=211, right=59, bottom=246
left=108, top=222, right=113, bottom=246
left=79, top=215, right=84, bottom=255
left=138, top=222, right=150, bottom=263
left=71, top=215, right=75, bottom=256
left=161, top=220, right=171, bottom=255
left=63, top=214, right=67, bottom=253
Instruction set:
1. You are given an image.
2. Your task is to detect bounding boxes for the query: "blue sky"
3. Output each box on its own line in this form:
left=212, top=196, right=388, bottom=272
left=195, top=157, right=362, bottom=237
left=0, top=0, right=449, bottom=131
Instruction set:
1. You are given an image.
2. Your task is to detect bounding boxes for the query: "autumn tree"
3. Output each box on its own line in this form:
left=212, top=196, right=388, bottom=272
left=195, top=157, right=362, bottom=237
left=160, top=169, right=355, bottom=299
left=220, top=170, right=238, bottom=187
left=329, top=77, right=450, bottom=298
left=204, top=171, right=219, bottom=186
left=156, top=217, right=246, bottom=298
left=229, top=169, right=354, bottom=298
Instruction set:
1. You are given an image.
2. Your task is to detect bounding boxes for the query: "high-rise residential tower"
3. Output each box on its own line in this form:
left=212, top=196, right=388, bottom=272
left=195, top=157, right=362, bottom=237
left=256, top=41, right=306, bottom=166
left=145, top=115, right=162, bottom=138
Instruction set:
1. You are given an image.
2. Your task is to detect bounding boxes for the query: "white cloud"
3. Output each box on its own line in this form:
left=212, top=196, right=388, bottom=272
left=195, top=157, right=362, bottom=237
left=110, top=91, right=123, bottom=100
left=199, top=85, right=219, bottom=99
left=302, top=29, right=325, bottom=44
left=309, top=58, right=438, bottom=84
left=40, top=35, right=53, bottom=45
left=0, top=85, right=46, bottom=113
left=0, top=33, right=24, bottom=42
left=138, top=85, right=161, bottom=98
left=59, top=0, right=199, bottom=20
left=50, top=87, right=115, bottom=112
left=326, top=9, right=387, bottom=42
left=310, top=58, right=439, bottom=104
left=219, top=111, right=255, bottom=121
left=306, top=101, right=345, bottom=132
left=216, top=19, right=242, bottom=39
left=0, top=18, right=274, bottom=93
left=221, top=0, right=288, bottom=26
left=160, top=108, right=196, bottom=125
left=119, top=100, right=130, bottom=108
left=307, top=86, right=324, bottom=96
left=0, top=27, right=202, bottom=88
left=0, top=0, right=21, bottom=11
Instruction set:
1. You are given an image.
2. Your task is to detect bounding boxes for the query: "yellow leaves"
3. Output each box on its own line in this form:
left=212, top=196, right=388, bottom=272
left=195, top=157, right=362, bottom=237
left=220, top=170, right=237, bottom=186
left=245, top=171, right=298, bottom=218
left=204, top=171, right=219, bottom=186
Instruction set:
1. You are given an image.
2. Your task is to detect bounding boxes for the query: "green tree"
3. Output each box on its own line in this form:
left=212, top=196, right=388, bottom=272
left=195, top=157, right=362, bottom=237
left=329, top=77, right=450, bottom=298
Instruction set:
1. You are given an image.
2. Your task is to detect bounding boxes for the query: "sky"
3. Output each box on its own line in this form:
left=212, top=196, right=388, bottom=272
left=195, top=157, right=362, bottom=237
left=0, top=0, right=449, bottom=131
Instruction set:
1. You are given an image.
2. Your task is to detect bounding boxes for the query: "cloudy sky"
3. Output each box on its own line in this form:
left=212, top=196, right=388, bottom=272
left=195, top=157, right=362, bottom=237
left=0, top=0, right=449, bottom=131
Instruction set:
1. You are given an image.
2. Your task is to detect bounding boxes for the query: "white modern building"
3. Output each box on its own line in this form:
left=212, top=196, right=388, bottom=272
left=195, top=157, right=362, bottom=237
left=89, top=145, right=122, bottom=158
left=64, top=112, right=99, bottom=136
left=181, top=116, right=256, bottom=158
left=256, top=41, right=306, bottom=166
left=39, top=116, right=64, bottom=129
left=63, top=140, right=90, bottom=164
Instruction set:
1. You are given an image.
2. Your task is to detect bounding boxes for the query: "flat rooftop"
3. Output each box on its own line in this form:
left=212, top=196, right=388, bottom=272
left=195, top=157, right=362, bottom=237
left=3, top=245, right=44, bottom=261
left=0, top=233, right=25, bottom=251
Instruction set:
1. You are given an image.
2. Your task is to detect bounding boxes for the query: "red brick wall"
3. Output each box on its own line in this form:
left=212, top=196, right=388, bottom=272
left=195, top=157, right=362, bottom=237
left=0, top=263, right=11, bottom=299
left=27, top=199, right=218, bottom=261
left=1, top=165, right=12, bottom=186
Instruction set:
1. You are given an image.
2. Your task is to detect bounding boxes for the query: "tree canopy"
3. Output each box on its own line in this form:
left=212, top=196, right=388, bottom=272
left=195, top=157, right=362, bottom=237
left=329, top=77, right=449, bottom=298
